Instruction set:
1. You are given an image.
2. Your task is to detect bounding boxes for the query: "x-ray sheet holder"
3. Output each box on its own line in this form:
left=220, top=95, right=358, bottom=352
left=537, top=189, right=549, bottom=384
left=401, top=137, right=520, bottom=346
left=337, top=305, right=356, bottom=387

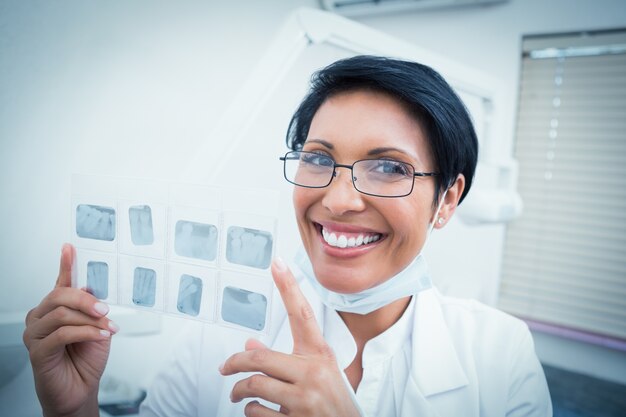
left=71, top=174, right=278, bottom=334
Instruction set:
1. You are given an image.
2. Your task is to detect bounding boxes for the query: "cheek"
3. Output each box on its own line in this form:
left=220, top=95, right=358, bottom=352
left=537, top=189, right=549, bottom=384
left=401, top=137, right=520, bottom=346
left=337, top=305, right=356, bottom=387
left=292, top=188, right=306, bottom=218
left=292, top=188, right=317, bottom=227
left=386, top=199, right=432, bottom=248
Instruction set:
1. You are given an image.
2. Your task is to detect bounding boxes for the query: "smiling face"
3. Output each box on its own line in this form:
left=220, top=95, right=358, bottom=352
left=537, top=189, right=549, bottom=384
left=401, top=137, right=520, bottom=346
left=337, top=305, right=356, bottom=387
left=293, top=89, right=440, bottom=294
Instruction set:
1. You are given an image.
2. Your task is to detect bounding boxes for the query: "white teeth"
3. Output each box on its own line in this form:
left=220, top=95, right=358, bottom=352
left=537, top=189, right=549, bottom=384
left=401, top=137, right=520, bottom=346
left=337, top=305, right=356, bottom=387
left=321, top=226, right=380, bottom=248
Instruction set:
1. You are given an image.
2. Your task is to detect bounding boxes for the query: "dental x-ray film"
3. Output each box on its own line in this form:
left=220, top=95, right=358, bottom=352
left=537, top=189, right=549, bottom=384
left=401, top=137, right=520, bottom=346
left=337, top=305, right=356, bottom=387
left=133, top=267, right=157, bottom=307
left=168, top=205, right=221, bottom=267
left=165, top=263, right=217, bottom=321
left=218, top=270, right=273, bottom=332
left=129, top=205, right=154, bottom=245
left=177, top=274, right=203, bottom=317
left=117, top=255, right=166, bottom=311
left=71, top=174, right=278, bottom=333
left=222, top=212, right=276, bottom=271
left=175, top=220, right=218, bottom=262
left=76, top=204, right=116, bottom=241
left=75, top=250, right=118, bottom=304
left=87, top=261, right=109, bottom=300
left=221, top=286, right=268, bottom=331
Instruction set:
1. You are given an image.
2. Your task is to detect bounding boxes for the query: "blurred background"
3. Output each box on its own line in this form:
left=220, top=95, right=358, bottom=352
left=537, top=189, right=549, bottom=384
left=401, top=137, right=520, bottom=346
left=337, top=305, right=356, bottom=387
left=1, top=1, right=625, bottom=416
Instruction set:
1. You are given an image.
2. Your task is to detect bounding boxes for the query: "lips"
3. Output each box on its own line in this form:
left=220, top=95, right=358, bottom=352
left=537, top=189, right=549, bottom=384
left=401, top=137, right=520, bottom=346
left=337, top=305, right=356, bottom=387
left=315, top=222, right=385, bottom=249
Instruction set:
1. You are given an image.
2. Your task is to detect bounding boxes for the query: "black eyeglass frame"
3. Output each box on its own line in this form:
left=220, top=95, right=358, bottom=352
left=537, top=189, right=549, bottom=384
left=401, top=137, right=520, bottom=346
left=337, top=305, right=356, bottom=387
left=279, top=151, right=440, bottom=198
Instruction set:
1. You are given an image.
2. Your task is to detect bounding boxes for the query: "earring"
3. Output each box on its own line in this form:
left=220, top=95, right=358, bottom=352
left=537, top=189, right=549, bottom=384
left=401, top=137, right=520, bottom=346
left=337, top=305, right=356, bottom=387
left=437, top=217, right=444, bottom=225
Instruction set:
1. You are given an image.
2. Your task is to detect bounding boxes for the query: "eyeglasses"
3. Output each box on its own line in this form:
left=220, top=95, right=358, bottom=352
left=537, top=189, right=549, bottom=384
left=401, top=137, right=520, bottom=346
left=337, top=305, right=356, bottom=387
left=279, top=151, right=439, bottom=198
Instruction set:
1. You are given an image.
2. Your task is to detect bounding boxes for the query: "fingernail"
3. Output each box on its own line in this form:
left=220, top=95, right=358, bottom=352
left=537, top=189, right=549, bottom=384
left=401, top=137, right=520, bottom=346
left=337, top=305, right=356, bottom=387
left=274, top=256, right=287, bottom=271
left=100, top=329, right=111, bottom=338
left=94, top=302, right=109, bottom=315
left=218, top=362, right=225, bottom=374
left=108, top=321, right=120, bottom=334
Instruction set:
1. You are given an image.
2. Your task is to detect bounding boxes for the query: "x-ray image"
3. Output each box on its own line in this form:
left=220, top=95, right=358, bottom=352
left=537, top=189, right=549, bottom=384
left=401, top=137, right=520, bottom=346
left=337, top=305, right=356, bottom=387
left=87, top=261, right=108, bottom=300
left=76, top=204, right=116, bottom=241
left=221, top=286, right=267, bottom=330
left=133, top=267, right=156, bottom=307
left=226, top=226, right=272, bottom=269
left=129, top=205, right=154, bottom=245
left=174, top=220, right=218, bottom=261
left=177, top=274, right=202, bottom=317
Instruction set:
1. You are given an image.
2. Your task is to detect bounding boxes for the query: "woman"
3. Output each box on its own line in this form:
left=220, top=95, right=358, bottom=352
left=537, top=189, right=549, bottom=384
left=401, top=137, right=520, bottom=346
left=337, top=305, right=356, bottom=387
left=24, top=56, right=552, bottom=416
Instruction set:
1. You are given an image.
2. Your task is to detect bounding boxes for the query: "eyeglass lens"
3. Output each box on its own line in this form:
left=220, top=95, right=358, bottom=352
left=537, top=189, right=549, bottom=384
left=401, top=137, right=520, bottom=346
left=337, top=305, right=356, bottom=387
left=283, top=151, right=415, bottom=197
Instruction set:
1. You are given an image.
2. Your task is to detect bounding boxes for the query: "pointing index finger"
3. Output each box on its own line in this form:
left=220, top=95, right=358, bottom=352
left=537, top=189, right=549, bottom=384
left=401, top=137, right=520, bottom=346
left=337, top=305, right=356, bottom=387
left=272, top=257, right=327, bottom=356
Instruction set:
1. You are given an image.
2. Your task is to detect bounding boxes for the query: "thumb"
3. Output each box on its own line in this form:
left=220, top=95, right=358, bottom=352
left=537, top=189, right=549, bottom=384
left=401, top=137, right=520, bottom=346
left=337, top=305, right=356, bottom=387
left=55, top=243, right=75, bottom=288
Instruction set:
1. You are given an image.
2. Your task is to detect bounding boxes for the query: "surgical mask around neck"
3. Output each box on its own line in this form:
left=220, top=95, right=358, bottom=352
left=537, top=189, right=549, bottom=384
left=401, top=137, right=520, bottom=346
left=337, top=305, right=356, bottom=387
left=294, top=191, right=448, bottom=315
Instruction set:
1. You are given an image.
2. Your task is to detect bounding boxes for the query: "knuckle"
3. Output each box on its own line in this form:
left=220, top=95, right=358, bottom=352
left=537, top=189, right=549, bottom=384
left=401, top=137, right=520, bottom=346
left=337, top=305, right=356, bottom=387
left=22, top=328, right=31, bottom=349
left=54, top=326, right=69, bottom=343
left=49, top=286, right=65, bottom=300
left=319, top=367, right=332, bottom=382
left=51, top=306, right=70, bottom=321
left=300, top=392, right=318, bottom=413
left=24, top=308, right=35, bottom=325
left=306, top=362, right=333, bottom=385
left=300, top=303, right=315, bottom=321
left=250, top=348, right=268, bottom=365
left=317, top=343, right=336, bottom=360
left=246, top=374, right=264, bottom=391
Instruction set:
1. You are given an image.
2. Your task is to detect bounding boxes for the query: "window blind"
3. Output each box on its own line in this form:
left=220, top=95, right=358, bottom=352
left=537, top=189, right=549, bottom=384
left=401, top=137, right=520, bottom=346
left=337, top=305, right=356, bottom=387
left=498, top=30, right=626, bottom=344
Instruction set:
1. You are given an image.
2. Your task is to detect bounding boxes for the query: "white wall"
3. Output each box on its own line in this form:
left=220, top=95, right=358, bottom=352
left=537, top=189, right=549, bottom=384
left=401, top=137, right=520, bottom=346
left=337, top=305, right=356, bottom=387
left=1, top=1, right=625, bottom=414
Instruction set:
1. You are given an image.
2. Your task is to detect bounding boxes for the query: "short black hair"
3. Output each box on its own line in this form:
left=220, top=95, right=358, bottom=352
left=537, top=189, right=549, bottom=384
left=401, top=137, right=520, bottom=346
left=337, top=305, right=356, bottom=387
left=286, top=55, right=478, bottom=205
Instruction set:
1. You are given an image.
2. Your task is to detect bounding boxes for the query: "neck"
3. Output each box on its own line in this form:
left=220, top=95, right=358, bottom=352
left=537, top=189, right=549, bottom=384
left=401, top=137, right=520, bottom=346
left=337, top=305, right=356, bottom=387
left=338, top=296, right=411, bottom=344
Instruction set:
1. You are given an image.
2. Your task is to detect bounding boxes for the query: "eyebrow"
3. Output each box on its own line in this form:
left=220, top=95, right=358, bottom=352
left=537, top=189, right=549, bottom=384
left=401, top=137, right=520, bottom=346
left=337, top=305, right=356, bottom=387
left=304, top=139, right=419, bottom=162
left=304, top=139, right=333, bottom=149
left=366, top=146, right=414, bottom=158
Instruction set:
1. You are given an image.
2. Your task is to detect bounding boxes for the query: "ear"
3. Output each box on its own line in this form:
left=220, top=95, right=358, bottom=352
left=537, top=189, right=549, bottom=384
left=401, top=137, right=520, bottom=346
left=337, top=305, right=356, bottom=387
left=433, top=174, right=465, bottom=229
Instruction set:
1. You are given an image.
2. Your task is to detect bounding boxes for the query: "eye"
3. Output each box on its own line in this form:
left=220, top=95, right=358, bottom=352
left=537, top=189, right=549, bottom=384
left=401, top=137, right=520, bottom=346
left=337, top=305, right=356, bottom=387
left=300, top=151, right=334, bottom=167
left=372, top=159, right=412, bottom=177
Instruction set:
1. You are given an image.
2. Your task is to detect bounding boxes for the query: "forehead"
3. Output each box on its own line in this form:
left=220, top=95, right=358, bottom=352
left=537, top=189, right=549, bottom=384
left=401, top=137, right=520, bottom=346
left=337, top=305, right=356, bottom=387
left=305, top=89, right=432, bottom=166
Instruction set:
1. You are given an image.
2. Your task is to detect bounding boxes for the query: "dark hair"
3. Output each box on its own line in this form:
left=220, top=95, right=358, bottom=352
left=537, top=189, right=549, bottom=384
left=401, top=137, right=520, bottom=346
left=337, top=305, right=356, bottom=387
left=285, top=55, right=478, bottom=205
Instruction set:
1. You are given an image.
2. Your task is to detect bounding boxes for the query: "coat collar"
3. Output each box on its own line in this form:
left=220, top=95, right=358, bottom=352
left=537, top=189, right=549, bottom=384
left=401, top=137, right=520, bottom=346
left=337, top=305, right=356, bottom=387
left=410, top=288, right=469, bottom=396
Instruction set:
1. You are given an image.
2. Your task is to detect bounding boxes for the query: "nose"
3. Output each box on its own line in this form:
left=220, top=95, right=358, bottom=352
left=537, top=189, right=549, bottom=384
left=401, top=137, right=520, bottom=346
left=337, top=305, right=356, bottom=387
left=321, top=168, right=366, bottom=216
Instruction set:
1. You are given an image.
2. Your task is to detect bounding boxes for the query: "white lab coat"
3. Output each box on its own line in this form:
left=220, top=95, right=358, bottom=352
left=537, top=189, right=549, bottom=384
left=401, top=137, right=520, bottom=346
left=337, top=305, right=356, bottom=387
left=139, top=268, right=552, bottom=417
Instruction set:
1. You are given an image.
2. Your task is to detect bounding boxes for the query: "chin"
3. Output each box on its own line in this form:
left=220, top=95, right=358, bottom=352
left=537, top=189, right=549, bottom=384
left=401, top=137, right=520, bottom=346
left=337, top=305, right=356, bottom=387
left=312, top=262, right=373, bottom=294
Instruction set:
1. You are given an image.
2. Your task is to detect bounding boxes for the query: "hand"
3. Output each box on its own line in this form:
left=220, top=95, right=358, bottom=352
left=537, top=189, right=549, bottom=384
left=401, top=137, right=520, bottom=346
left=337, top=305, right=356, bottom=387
left=220, top=258, right=361, bottom=417
left=23, top=243, right=117, bottom=417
